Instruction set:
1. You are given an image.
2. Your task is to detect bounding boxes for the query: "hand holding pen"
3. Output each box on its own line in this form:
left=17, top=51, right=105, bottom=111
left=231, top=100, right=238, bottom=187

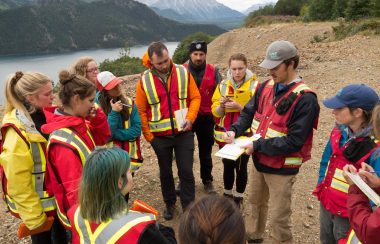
left=222, top=127, right=235, bottom=144
left=343, top=162, right=380, bottom=188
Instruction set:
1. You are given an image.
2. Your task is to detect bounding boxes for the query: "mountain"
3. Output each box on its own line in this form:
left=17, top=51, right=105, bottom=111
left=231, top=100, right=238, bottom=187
left=0, top=0, right=225, bottom=56
left=0, top=0, right=33, bottom=10
left=135, top=0, right=245, bottom=29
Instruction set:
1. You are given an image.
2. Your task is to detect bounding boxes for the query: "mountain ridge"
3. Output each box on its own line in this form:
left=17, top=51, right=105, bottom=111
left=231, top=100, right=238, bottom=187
left=0, top=0, right=225, bottom=56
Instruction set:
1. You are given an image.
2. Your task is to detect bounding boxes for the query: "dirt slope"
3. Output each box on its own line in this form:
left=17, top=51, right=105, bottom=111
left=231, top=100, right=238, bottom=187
left=1, top=22, right=380, bottom=243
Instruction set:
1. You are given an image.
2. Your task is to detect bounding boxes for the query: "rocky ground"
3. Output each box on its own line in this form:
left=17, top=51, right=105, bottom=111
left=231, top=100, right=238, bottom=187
left=1, top=22, right=380, bottom=243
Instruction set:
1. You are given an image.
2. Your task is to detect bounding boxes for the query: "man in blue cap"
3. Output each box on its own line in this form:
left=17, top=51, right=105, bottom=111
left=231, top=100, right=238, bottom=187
left=223, top=40, right=320, bottom=243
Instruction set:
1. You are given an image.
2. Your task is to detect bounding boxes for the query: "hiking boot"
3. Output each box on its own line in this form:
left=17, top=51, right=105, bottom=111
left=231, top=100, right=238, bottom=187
left=175, top=182, right=181, bottom=196
left=247, top=238, right=264, bottom=243
left=163, top=205, right=175, bottom=220
left=223, top=193, right=233, bottom=200
left=204, top=181, right=216, bottom=194
left=233, top=196, right=243, bottom=209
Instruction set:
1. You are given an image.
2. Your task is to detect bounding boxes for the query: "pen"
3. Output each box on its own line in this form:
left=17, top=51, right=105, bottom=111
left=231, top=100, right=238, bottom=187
left=369, top=171, right=380, bottom=174
left=222, top=127, right=231, bottom=137
left=120, top=102, right=131, bottom=108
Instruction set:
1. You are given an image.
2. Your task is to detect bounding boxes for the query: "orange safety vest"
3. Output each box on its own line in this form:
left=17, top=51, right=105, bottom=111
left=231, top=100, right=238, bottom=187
left=214, top=76, right=259, bottom=146
left=111, top=98, right=143, bottom=173
left=1, top=123, right=56, bottom=218
left=183, top=63, right=216, bottom=115
left=251, top=80, right=318, bottom=169
left=141, top=64, right=189, bottom=137
left=47, top=127, right=95, bottom=228
left=314, top=128, right=380, bottom=217
left=72, top=206, right=156, bottom=244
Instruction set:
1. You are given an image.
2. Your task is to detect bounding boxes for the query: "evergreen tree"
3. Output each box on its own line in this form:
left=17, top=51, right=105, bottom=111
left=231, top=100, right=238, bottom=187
left=371, top=0, right=380, bottom=17
left=345, top=0, right=371, bottom=20
left=172, top=32, right=215, bottom=64
left=273, top=0, right=309, bottom=16
left=308, top=0, right=335, bottom=20
left=333, top=0, right=348, bottom=18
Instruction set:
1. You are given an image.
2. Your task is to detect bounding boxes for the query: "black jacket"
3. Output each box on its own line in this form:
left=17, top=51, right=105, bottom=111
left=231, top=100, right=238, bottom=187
left=230, top=79, right=320, bottom=175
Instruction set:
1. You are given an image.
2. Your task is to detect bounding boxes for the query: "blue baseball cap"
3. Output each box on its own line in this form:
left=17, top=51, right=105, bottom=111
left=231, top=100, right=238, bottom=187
left=323, top=84, right=379, bottom=110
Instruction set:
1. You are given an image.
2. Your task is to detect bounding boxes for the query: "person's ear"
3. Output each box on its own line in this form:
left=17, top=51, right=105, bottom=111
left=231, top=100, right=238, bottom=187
left=118, top=177, right=124, bottom=190
left=71, top=94, right=80, bottom=106
left=26, top=94, right=36, bottom=105
left=353, top=108, right=363, bottom=118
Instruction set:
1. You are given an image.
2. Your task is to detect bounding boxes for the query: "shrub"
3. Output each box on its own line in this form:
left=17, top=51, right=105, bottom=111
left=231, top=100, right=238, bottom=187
left=172, top=32, right=216, bottom=64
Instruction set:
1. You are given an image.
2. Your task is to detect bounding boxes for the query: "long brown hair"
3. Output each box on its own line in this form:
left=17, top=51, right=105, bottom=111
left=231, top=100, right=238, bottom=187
left=372, top=104, right=380, bottom=139
left=179, top=195, right=246, bottom=244
left=58, top=70, right=95, bottom=107
left=70, top=56, right=96, bottom=78
left=97, top=91, right=130, bottom=121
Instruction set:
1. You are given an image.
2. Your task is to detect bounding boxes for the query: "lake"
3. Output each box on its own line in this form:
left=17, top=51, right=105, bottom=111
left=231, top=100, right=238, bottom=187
left=0, top=42, right=179, bottom=105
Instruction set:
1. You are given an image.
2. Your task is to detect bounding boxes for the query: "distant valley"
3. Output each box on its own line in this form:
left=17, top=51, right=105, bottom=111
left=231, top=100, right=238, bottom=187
left=0, top=0, right=224, bottom=56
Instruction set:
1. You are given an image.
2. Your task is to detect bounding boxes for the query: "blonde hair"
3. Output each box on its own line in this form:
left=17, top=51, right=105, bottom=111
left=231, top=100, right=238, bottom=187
left=5, top=71, right=51, bottom=119
left=70, top=56, right=96, bottom=78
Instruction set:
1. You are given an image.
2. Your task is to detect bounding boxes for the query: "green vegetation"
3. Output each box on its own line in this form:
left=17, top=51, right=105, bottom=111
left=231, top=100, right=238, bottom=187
left=99, top=47, right=145, bottom=76
left=245, top=0, right=380, bottom=26
left=332, top=18, right=380, bottom=40
left=172, top=32, right=216, bottom=64
left=0, top=0, right=224, bottom=56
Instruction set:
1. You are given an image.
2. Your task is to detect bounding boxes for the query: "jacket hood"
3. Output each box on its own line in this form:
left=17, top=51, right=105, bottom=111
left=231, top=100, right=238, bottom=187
left=227, top=69, right=255, bottom=84
left=41, top=106, right=87, bottom=134
left=2, top=108, right=46, bottom=142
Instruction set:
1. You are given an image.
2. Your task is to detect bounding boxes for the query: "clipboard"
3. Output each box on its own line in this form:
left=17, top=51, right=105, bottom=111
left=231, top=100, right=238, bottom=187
left=346, top=172, right=380, bottom=206
left=215, top=134, right=261, bottom=161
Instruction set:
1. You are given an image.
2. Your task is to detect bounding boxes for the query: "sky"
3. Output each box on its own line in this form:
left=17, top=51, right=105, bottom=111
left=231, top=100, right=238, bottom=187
left=216, top=0, right=276, bottom=12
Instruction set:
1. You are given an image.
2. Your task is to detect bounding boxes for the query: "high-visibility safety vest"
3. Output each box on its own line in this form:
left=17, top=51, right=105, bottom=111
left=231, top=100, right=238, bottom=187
left=1, top=122, right=56, bottom=218
left=338, top=229, right=362, bottom=244
left=141, top=64, right=189, bottom=137
left=314, top=128, right=380, bottom=217
left=251, top=80, right=317, bottom=169
left=110, top=98, right=143, bottom=173
left=47, top=127, right=95, bottom=228
left=72, top=207, right=156, bottom=244
left=183, top=63, right=216, bottom=115
left=214, top=76, right=259, bottom=146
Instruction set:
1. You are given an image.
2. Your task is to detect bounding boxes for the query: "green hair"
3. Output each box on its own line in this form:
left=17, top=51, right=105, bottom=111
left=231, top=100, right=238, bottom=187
left=79, top=147, right=130, bottom=222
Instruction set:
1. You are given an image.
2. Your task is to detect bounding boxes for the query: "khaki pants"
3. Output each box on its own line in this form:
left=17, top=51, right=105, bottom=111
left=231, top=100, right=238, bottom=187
left=246, top=166, right=296, bottom=243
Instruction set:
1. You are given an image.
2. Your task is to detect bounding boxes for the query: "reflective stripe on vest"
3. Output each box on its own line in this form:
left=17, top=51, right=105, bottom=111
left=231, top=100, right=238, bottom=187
left=142, top=65, right=188, bottom=127
left=214, top=129, right=224, bottom=142
left=284, top=157, right=302, bottom=167
left=5, top=194, right=56, bottom=213
left=74, top=208, right=155, bottom=243
left=3, top=124, right=56, bottom=214
left=56, top=199, right=71, bottom=228
left=346, top=229, right=361, bottom=244
left=49, top=128, right=95, bottom=165
left=330, top=168, right=349, bottom=194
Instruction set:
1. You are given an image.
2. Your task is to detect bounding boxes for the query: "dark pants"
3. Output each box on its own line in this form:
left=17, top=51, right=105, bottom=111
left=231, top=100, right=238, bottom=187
left=319, top=203, right=350, bottom=244
left=151, top=132, right=195, bottom=209
left=192, top=114, right=214, bottom=184
left=222, top=153, right=249, bottom=194
left=31, top=216, right=68, bottom=244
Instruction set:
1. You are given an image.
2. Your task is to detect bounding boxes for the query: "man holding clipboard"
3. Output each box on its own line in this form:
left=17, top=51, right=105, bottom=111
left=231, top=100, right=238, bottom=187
left=136, top=42, right=201, bottom=220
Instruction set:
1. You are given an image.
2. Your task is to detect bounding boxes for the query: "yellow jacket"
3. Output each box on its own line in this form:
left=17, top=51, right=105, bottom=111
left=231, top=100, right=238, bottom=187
left=1, top=109, right=51, bottom=229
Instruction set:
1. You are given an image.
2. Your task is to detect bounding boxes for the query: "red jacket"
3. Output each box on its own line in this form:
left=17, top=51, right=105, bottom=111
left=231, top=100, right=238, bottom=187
left=183, top=63, right=215, bottom=115
left=347, top=185, right=380, bottom=244
left=41, top=106, right=110, bottom=228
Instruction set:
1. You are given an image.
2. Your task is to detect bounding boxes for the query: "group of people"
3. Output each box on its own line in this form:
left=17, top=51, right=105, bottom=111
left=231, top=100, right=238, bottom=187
left=0, top=38, right=379, bottom=244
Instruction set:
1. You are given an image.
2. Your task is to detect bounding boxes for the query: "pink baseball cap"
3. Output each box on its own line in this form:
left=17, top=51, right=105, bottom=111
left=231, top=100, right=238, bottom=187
left=96, top=71, right=123, bottom=91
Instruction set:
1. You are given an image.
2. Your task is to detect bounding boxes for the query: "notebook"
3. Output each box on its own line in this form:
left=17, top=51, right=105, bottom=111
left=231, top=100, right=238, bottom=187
left=215, top=134, right=261, bottom=161
left=174, top=108, right=188, bottom=131
left=346, top=172, right=380, bottom=206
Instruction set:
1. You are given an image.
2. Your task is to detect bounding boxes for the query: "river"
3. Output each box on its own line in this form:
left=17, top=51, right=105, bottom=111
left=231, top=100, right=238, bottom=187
left=0, top=42, right=179, bottom=105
